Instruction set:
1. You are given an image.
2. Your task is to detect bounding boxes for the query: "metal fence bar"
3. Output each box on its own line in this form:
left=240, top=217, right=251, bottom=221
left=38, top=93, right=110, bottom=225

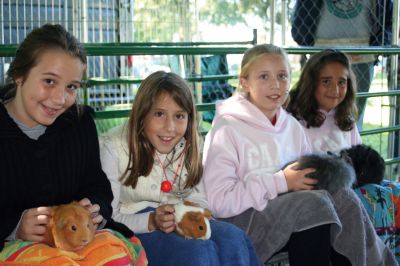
left=86, top=74, right=238, bottom=87
left=0, top=0, right=3, bottom=44
left=93, top=88, right=400, bottom=120
left=7, top=1, right=11, bottom=43
left=1, top=44, right=400, bottom=57
left=83, top=41, right=256, bottom=46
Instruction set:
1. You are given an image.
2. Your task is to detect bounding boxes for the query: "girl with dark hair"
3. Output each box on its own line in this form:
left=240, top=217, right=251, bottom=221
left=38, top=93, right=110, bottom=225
left=286, top=49, right=362, bottom=153
left=100, top=70, right=261, bottom=266
left=0, top=24, right=147, bottom=265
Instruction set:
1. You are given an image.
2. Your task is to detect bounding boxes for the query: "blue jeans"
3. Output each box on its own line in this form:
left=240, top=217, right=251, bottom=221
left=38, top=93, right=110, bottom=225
left=353, top=62, right=375, bottom=131
left=136, top=217, right=261, bottom=266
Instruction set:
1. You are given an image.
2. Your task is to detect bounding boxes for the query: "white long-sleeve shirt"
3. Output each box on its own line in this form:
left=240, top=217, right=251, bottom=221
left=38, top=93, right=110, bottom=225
left=99, top=124, right=207, bottom=233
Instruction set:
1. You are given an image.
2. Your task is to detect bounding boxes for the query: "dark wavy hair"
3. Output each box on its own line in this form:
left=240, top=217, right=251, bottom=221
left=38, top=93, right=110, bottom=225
left=0, top=24, right=86, bottom=101
left=286, top=49, right=357, bottom=131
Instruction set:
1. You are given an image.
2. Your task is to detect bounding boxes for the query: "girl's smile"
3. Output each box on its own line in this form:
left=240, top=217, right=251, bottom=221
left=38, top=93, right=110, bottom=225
left=315, top=62, right=348, bottom=112
left=5, top=49, right=85, bottom=128
left=158, top=136, right=176, bottom=146
left=41, top=104, right=62, bottom=117
left=240, top=54, right=290, bottom=121
left=144, top=92, right=188, bottom=154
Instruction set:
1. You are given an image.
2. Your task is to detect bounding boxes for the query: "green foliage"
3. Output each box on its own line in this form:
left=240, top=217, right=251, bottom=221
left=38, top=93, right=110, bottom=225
left=200, top=0, right=283, bottom=27
left=133, top=0, right=193, bottom=41
left=200, top=0, right=247, bottom=25
left=240, top=0, right=269, bottom=19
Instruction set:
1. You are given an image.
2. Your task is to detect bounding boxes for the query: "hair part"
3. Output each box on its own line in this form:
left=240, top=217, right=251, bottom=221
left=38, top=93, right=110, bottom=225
left=240, top=44, right=290, bottom=81
left=122, top=71, right=203, bottom=189
left=0, top=24, right=87, bottom=101
left=286, top=49, right=358, bottom=131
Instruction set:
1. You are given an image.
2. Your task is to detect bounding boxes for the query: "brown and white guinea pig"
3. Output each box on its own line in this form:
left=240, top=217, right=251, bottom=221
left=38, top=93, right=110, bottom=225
left=43, top=201, right=95, bottom=251
left=174, top=201, right=212, bottom=240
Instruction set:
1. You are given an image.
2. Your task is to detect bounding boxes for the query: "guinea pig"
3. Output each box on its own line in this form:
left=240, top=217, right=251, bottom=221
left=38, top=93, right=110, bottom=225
left=44, top=201, right=95, bottom=251
left=340, top=144, right=385, bottom=188
left=293, top=152, right=356, bottom=195
left=174, top=201, right=212, bottom=240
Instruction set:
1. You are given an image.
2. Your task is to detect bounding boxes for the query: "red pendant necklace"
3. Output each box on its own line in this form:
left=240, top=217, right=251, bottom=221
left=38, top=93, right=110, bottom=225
left=155, top=151, right=185, bottom=193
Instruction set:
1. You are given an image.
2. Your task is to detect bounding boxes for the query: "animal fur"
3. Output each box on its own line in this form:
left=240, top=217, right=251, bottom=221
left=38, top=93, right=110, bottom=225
left=294, top=152, right=356, bottom=194
left=174, top=201, right=212, bottom=240
left=43, top=201, right=95, bottom=253
left=340, top=144, right=385, bottom=188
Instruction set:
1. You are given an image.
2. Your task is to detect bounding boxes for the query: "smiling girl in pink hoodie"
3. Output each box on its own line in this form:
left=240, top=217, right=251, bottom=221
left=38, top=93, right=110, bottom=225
left=202, top=44, right=396, bottom=266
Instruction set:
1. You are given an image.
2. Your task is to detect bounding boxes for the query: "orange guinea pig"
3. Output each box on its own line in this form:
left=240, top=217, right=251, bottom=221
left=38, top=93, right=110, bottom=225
left=174, top=201, right=212, bottom=240
left=43, top=201, right=95, bottom=251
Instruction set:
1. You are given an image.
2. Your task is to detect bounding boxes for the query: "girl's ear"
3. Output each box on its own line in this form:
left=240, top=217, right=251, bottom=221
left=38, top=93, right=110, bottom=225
left=15, top=77, right=23, bottom=87
left=240, top=77, right=249, bottom=92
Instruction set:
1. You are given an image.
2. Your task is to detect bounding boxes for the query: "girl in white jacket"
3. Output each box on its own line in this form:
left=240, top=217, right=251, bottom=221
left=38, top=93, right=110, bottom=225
left=100, top=71, right=261, bottom=266
left=202, top=44, right=396, bottom=266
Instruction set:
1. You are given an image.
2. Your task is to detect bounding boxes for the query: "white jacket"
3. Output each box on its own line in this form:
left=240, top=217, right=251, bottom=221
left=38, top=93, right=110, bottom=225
left=99, top=123, right=207, bottom=233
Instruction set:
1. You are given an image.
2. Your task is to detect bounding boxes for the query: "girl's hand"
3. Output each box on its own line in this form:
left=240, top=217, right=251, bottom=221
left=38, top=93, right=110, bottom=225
left=79, top=198, right=103, bottom=230
left=16, top=207, right=51, bottom=242
left=283, top=162, right=318, bottom=192
left=149, top=204, right=175, bottom=233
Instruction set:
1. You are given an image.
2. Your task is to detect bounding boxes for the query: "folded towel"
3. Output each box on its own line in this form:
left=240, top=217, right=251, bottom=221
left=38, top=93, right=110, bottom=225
left=0, top=229, right=147, bottom=266
left=221, top=189, right=398, bottom=266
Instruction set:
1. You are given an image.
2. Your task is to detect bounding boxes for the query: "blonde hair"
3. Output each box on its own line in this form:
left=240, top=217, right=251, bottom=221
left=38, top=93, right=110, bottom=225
left=239, top=44, right=291, bottom=91
left=121, top=71, right=203, bottom=189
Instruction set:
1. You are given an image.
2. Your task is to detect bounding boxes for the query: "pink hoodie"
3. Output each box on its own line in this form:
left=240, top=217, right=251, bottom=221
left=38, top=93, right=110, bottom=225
left=299, top=109, right=362, bottom=153
left=202, top=93, right=311, bottom=218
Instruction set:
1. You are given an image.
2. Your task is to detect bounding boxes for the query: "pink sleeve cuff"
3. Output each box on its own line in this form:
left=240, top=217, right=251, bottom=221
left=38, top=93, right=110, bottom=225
left=274, top=170, right=289, bottom=194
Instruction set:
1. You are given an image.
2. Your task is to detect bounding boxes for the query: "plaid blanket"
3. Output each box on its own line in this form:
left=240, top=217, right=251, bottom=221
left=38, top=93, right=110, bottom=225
left=0, top=229, right=147, bottom=265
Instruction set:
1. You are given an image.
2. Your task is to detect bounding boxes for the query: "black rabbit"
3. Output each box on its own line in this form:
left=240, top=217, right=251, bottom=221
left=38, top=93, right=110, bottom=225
left=340, top=144, right=385, bottom=188
left=294, top=151, right=355, bottom=194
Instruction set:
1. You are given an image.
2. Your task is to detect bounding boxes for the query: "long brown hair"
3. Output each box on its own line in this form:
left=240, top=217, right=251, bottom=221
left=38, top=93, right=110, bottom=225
left=121, top=71, right=203, bottom=189
left=286, top=49, right=357, bottom=131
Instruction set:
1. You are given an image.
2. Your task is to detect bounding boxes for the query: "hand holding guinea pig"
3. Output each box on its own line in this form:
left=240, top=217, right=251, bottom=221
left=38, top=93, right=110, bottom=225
left=78, top=198, right=103, bottom=230
left=16, top=206, right=52, bottom=243
left=149, top=201, right=212, bottom=240
left=149, top=204, right=176, bottom=233
left=174, top=201, right=212, bottom=240
left=43, top=201, right=95, bottom=251
left=16, top=198, right=102, bottom=245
